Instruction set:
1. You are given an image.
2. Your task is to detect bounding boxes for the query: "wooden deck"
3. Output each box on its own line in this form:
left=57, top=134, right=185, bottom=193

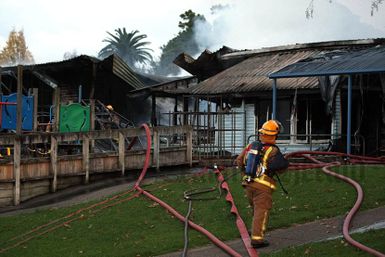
left=0, top=125, right=193, bottom=207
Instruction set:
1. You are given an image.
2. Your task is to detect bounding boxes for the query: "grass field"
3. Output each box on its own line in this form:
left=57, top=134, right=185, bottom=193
left=0, top=165, right=384, bottom=256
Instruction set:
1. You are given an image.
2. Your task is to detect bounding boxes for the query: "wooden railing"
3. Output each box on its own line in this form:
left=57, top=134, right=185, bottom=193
left=0, top=125, right=193, bottom=206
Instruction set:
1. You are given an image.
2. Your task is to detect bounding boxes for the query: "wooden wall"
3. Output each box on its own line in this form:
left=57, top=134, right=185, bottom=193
left=0, top=125, right=193, bottom=207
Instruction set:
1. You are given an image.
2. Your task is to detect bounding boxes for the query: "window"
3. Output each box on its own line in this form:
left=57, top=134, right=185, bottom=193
left=256, top=98, right=291, bottom=140
left=297, top=97, right=331, bottom=141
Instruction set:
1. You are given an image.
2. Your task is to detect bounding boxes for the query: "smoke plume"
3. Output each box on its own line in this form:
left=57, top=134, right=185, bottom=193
left=193, top=0, right=385, bottom=52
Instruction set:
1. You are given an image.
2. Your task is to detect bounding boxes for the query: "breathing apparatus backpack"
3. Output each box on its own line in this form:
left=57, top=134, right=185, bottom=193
left=244, top=141, right=264, bottom=182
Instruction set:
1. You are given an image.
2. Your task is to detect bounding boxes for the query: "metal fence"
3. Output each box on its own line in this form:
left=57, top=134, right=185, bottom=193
left=161, top=111, right=247, bottom=160
left=161, top=108, right=369, bottom=159
left=247, top=133, right=366, bottom=155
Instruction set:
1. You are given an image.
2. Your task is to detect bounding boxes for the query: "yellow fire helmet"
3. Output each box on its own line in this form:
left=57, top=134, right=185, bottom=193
left=258, top=120, right=282, bottom=136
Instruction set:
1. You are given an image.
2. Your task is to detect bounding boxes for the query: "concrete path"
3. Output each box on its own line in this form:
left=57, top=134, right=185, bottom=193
left=157, top=206, right=385, bottom=257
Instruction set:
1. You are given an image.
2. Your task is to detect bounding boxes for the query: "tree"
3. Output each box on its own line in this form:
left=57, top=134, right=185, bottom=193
left=371, top=0, right=384, bottom=15
left=154, top=10, right=205, bottom=76
left=98, top=28, right=153, bottom=69
left=0, top=29, right=34, bottom=66
left=306, top=0, right=383, bottom=18
left=178, top=9, right=202, bottom=30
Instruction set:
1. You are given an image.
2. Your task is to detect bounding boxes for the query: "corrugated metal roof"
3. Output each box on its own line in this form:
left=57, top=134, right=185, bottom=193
left=269, top=45, right=385, bottom=78
left=220, top=38, right=385, bottom=60
left=191, top=49, right=320, bottom=95
left=110, top=55, right=144, bottom=89
left=2, top=54, right=145, bottom=90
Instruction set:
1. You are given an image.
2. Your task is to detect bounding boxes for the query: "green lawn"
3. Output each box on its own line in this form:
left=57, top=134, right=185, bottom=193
left=0, top=165, right=384, bottom=257
left=263, top=229, right=385, bottom=257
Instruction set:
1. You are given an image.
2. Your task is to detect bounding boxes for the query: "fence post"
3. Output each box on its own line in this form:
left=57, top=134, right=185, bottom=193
left=50, top=135, right=58, bottom=192
left=186, top=127, right=193, bottom=167
left=13, top=65, right=23, bottom=205
left=16, top=65, right=23, bottom=134
left=82, top=134, right=90, bottom=183
left=119, top=132, right=125, bottom=175
left=153, top=128, right=160, bottom=172
left=13, top=137, right=21, bottom=205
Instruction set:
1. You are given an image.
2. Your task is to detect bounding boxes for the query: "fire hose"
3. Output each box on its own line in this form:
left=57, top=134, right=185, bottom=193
left=286, top=151, right=385, bottom=257
left=181, top=167, right=258, bottom=257
left=134, top=125, right=244, bottom=257
left=0, top=124, right=245, bottom=257
left=2, top=128, right=385, bottom=257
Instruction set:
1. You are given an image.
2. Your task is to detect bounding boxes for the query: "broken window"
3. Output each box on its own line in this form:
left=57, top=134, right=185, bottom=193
left=297, top=97, right=331, bottom=142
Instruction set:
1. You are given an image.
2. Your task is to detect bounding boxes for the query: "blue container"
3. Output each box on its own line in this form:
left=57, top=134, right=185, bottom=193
left=1, top=93, right=34, bottom=131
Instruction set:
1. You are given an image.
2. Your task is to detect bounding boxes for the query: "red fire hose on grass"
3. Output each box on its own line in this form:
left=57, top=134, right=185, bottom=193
left=214, top=167, right=259, bottom=257
left=135, top=124, right=243, bottom=257
left=0, top=124, right=244, bottom=256
left=287, top=151, right=385, bottom=257
left=2, top=126, right=385, bottom=257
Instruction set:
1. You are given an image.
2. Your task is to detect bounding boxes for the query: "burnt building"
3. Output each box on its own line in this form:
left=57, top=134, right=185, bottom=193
left=0, top=54, right=161, bottom=129
left=168, top=38, right=385, bottom=157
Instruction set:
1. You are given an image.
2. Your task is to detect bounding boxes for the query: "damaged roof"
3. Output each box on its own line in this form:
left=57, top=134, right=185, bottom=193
left=269, top=44, right=385, bottom=78
left=173, top=46, right=240, bottom=81
left=1, top=54, right=145, bottom=90
left=128, top=75, right=197, bottom=98
left=190, top=49, right=320, bottom=95
left=188, top=38, right=385, bottom=96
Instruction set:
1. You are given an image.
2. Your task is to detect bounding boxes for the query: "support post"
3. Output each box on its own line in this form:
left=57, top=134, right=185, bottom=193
left=118, top=132, right=125, bottom=175
left=153, top=128, right=160, bottom=172
left=13, top=65, right=23, bottom=205
left=53, top=87, right=60, bottom=132
left=82, top=135, right=90, bottom=183
left=89, top=63, right=96, bottom=99
left=16, top=65, right=23, bottom=134
left=174, top=97, right=178, bottom=126
left=151, top=95, right=157, bottom=126
left=347, top=75, right=352, bottom=155
left=33, top=88, right=38, bottom=131
left=50, top=136, right=58, bottom=192
left=0, top=66, right=2, bottom=93
left=272, top=78, right=277, bottom=120
left=90, top=99, right=95, bottom=150
left=242, top=99, right=246, bottom=146
left=186, top=127, right=193, bottom=167
left=183, top=96, right=189, bottom=125
left=13, top=137, right=21, bottom=205
left=290, top=90, right=297, bottom=144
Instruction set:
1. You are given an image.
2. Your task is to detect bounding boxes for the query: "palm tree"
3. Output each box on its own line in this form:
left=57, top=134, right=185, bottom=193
left=98, top=28, right=153, bottom=68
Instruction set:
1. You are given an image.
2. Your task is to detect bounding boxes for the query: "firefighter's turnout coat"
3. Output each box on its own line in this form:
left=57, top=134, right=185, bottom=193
left=236, top=141, right=288, bottom=244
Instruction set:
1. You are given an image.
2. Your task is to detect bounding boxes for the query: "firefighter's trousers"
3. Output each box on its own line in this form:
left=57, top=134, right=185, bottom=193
left=245, top=184, right=273, bottom=242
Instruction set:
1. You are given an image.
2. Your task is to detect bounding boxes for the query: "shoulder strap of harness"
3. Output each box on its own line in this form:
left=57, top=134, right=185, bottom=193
left=261, top=145, right=274, bottom=168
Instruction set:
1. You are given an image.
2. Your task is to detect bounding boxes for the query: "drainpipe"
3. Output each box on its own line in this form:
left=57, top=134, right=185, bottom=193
left=272, top=78, right=277, bottom=119
left=347, top=75, right=352, bottom=155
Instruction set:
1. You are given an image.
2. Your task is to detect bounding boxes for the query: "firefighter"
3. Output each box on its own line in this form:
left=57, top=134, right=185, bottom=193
left=236, top=120, right=289, bottom=248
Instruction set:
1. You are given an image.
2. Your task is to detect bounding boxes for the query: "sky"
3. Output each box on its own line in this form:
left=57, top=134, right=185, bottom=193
left=0, top=0, right=384, bottom=64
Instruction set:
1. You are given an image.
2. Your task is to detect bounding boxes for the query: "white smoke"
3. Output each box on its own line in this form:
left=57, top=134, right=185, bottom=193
left=193, top=0, right=385, bottom=52
left=0, top=35, right=5, bottom=50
